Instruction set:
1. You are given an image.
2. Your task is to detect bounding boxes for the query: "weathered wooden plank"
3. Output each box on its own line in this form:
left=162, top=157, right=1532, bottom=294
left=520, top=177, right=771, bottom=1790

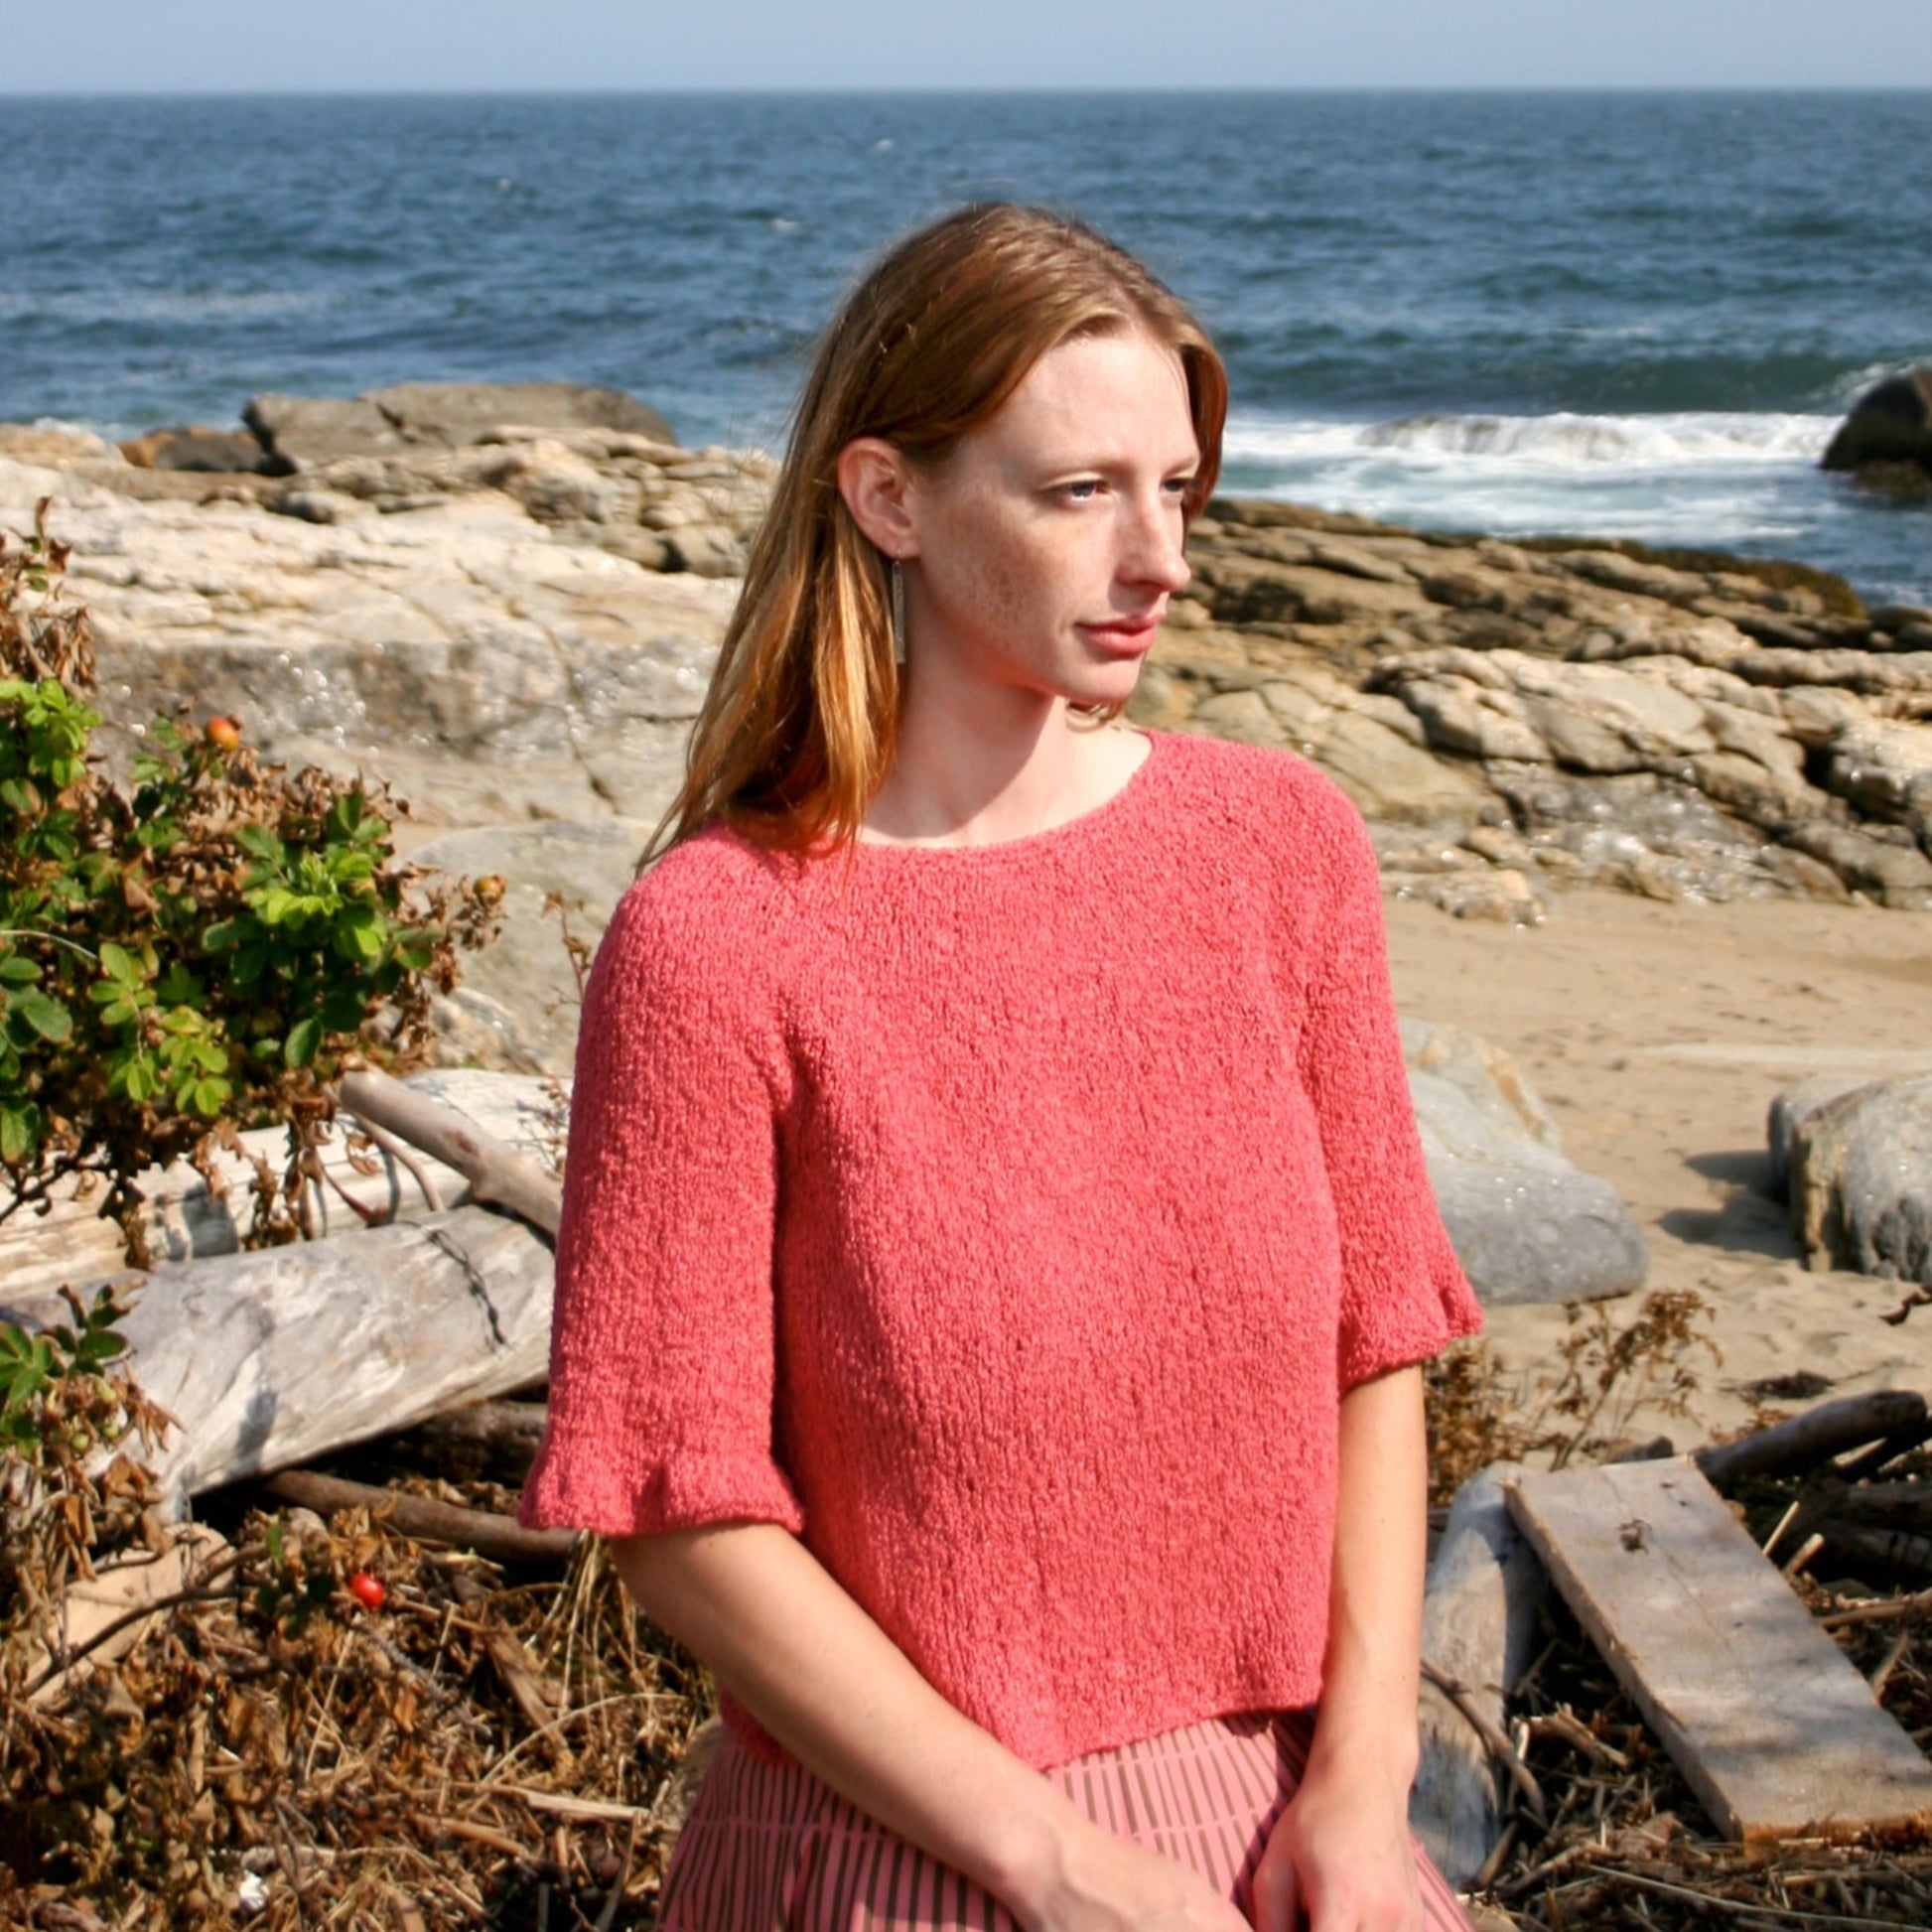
left=1506, top=1458, right=1932, bottom=1842
left=1412, top=1463, right=1547, bottom=1889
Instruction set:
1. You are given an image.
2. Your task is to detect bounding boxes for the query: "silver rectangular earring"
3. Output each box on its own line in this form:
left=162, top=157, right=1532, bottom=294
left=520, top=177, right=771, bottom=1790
left=890, top=558, right=907, bottom=665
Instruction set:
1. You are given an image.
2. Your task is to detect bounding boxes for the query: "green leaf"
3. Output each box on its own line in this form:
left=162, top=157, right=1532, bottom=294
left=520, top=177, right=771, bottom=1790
left=0, top=1103, right=39, bottom=1164
left=98, top=941, right=136, bottom=983
left=189, top=1075, right=231, bottom=1117
left=284, top=1015, right=323, bottom=1069
left=334, top=905, right=384, bottom=962
left=154, top=964, right=202, bottom=1006
left=76, top=1328, right=127, bottom=1365
left=320, top=988, right=364, bottom=1034
left=0, top=956, right=41, bottom=985
left=10, top=989, right=70, bottom=1042
left=236, top=825, right=284, bottom=863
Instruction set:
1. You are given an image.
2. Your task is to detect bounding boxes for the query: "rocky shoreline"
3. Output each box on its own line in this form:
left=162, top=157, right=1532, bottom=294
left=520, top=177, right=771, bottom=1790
left=4, top=381, right=1930, bottom=961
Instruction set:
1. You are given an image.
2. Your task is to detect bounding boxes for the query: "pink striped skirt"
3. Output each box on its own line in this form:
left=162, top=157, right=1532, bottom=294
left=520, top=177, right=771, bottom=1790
left=657, top=1710, right=1473, bottom=1929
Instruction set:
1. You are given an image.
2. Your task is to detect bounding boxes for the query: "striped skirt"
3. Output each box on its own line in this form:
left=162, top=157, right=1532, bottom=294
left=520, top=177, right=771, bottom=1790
left=657, top=1711, right=1473, bottom=1929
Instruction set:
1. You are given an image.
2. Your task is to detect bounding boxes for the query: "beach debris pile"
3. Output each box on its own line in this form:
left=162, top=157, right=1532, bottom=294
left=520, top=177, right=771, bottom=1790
left=1420, top=1388, right=1932, bottom=1928
left=0, top=1073, right=707, bottom=1932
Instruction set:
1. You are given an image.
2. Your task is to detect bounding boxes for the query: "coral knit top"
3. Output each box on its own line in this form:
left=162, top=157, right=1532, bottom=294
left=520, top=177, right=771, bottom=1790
left=519, top=729, right=1482, bottom=1770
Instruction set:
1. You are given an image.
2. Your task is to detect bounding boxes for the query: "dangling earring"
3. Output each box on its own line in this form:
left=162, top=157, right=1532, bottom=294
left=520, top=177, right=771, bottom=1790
left=890, top=557, right=907, bottom=666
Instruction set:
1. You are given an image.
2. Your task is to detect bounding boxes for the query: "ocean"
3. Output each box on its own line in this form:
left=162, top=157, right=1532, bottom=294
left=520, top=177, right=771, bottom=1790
left=4, top=90, right=1929, bottom=601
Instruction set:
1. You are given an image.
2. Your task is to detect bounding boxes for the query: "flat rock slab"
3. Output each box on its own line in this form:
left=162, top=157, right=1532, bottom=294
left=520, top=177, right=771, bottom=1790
left=1507, top=1457, right=1932, bottom=1843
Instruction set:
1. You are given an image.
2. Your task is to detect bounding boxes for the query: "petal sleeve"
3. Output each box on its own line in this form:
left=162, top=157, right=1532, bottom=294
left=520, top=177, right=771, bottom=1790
left=517, top=864, right=805, bottom=1539
left=1291, top=786, right=1484, bottom=1391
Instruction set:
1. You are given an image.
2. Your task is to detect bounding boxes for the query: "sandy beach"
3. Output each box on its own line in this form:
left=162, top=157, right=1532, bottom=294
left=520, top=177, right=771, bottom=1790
left=1387, top=884, right=1932, bottom=1445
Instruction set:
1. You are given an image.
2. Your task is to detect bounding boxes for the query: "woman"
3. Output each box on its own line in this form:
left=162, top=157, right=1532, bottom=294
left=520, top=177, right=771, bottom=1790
left=518, top=204, right=1483, bottom=1931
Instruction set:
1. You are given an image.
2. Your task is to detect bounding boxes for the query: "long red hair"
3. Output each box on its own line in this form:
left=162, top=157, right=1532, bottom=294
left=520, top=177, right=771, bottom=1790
left=649, top=203, right=1227, bottom=860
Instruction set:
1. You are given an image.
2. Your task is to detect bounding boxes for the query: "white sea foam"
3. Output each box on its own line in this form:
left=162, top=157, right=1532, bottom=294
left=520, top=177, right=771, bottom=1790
left=1224, top=410, right=1836, bottom=474
left=1217, top=409, right=1846, bottom=552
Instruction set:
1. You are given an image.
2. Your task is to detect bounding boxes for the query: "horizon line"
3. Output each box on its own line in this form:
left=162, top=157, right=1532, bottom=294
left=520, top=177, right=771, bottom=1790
left=6, top=81, right=1932, bottom=98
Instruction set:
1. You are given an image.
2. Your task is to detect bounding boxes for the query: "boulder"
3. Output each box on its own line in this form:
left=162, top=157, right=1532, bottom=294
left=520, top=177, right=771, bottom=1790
left=1767, top=1072, right=1880, bottom=1198
left=243, top=392, right=409, bottom=468
left=1822, top=365, right=1932, bottom=478
left=119, top=425, right=277, bottom=475
left=245, top=381, right=676, bottom=471
left=410, top=818, right=655, bottom=1075
left=1402, top=1021, right=1649, bottom=1305
left=1779, top=1075, right=1932, bottom=1286
left=1194, top=669, right=1491, bottom=829
left=366, top=380, right=675, bottom=451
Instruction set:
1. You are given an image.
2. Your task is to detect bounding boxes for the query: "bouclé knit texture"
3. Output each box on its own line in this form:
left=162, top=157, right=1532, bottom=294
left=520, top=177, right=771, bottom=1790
left=520, top=729, right=1482, bottom=1769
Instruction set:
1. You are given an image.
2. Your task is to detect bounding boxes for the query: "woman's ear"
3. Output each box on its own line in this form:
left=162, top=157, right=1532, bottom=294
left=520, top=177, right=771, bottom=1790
left=836, top=437, right=920, bottom=559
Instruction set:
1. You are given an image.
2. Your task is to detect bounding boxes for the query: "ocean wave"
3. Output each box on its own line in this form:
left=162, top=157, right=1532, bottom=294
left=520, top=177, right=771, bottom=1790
left=1223, top=410, right=1837, bottom=473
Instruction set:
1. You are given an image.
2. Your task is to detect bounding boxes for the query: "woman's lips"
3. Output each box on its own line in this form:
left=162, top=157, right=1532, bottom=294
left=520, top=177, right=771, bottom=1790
left=1078, top=614, right=1163, bottom=656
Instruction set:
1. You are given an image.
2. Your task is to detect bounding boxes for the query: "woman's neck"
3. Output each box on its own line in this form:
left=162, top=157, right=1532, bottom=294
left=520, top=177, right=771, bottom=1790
left=861, top=688, right=1148, bottom=849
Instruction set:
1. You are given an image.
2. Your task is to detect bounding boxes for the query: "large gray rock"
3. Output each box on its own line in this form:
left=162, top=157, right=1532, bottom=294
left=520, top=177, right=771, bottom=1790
left=120, top=425, right=278, bottom=476
left=245, top=380, right=676, bottom=472
left=1403, top=1020, right=1649, bottom=1305
left=1777, top=1074, right=1932, bottom=1285
left=1822, top=365, right=1932, bottom=479
left=411, top=819, right=654, bottom=1075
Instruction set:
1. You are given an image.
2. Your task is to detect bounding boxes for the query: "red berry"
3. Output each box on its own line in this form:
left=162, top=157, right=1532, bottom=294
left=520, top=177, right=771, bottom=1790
left=205, top=715, right=242, bottom=751
left=346, top=1570, right=385, bottom=1610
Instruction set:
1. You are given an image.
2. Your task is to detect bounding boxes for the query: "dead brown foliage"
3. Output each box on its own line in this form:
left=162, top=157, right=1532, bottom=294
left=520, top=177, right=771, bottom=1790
left=3, top=1482, right=714, bottom=1930
left=1427, top=1289, right=1722, bottom=1506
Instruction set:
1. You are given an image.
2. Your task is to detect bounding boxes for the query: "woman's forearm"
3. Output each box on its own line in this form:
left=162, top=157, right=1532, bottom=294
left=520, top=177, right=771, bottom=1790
left=608, top=1522, right=1175, bottom=1930
left=1308, top=1363, right=1429, bottom=1792
left=1248, top=1367, right=1431, bottom=1931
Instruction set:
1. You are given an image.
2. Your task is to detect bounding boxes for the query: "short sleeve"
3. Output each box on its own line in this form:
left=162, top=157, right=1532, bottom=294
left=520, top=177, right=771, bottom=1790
left=1290, top=786, right=1484, bottom=1391
left=517, top=861, right=806, bottom=1539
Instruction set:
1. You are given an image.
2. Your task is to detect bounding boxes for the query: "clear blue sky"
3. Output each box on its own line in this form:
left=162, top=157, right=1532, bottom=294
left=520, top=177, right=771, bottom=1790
left=9, top=0, right=1931, bottom=91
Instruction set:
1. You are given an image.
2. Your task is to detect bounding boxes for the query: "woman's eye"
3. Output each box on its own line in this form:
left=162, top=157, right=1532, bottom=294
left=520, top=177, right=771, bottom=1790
left=1164, top=475, right=1196, bottom=499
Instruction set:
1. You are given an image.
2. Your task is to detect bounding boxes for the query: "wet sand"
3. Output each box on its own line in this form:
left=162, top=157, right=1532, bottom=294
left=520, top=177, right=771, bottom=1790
left=1385, top=887, right=1932, bottom=1447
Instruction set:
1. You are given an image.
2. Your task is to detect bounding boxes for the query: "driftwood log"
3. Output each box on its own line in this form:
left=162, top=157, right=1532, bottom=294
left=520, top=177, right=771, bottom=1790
left=338, top=1067, right=562, bottom=1237
left=264, top=1468, right=574, bottom=1565
left=0, top=1069, right=563, bottom=1309
left=1695, top=1389, right=1929, bottom=1490
left=1411, top=1464, right=1547, bottom=1889
left=119, top=1202, right=555, bottom=1515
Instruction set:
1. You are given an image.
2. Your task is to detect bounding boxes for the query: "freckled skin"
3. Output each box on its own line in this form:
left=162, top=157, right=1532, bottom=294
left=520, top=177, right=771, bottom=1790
left=900, top=327, right=1200, bottom=713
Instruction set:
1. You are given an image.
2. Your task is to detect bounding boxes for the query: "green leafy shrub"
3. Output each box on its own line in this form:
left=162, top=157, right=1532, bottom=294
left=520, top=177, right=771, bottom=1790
left=0, top=501, right=501, bottom=1263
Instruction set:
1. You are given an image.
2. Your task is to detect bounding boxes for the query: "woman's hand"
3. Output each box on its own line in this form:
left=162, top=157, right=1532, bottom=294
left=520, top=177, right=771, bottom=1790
left=1252, top=1362, right=1432, bottom=1931
left=1248, top=1755, right=1422, bottom=1932
left=1024, top=1813, right=1254, bottom=1932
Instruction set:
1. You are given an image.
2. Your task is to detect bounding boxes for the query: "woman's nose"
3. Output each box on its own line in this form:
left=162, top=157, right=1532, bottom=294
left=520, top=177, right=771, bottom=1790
left=1122, top=493, right=1192, bottom=595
